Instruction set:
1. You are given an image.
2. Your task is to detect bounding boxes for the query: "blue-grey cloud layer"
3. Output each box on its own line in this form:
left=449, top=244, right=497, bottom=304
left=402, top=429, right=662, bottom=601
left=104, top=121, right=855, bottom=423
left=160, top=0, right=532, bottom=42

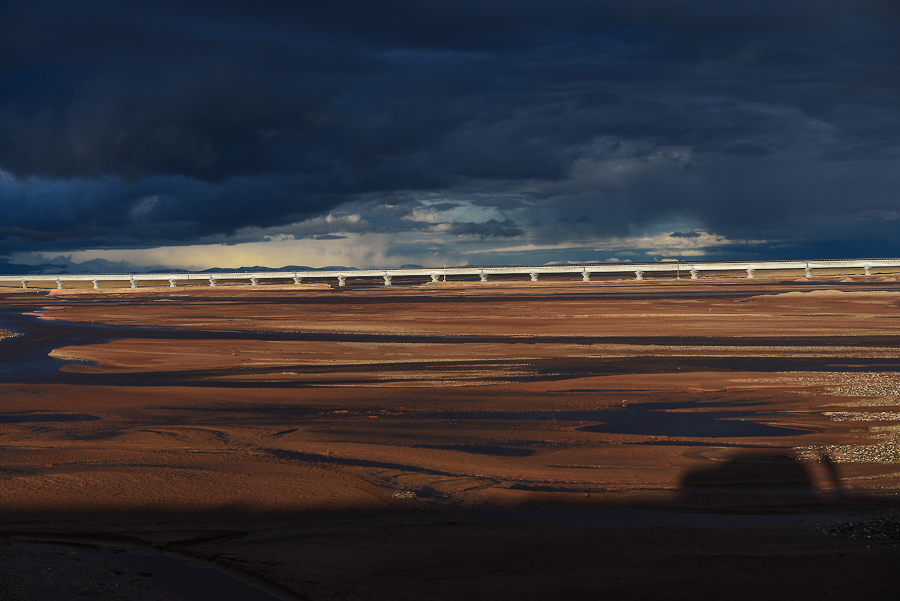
left=2, top=0, right=900, bottom=262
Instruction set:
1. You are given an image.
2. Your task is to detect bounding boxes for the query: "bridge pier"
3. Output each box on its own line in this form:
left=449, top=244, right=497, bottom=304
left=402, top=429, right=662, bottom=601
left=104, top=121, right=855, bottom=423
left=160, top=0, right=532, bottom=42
left=383, top=275, right=392, bottom=286
left=338, top=275, right=346, bottom=287
left=92, top=279, right=100, bottom=290
left=635, top=271, right=644, bottom=281
left=208, top=277, right=217, bottom=287
left=480, top=272, right=488, bottom=282
left=21, top=280, right=28, bottom=289
left=805, top=266, right=812, bottom=278
left=130, top=278, right=138, bottom=289
left=864, top=265, right=872, bottom=276
left=530, top=272, right=539, bottom=282
left=168, top=278, right=177, bottom=288
left=56, top=279, right=64, bottom=290
left=690, top=269, right=699, bottom=280
left=431, top=273, right=440, bottom=283
left=250, top=277, right=259, bottom=286
left=293, top=275, right=302, bottom=285
left=746, top=268, right=755, bottom=279
left=582, top=272, right=590, bottom=282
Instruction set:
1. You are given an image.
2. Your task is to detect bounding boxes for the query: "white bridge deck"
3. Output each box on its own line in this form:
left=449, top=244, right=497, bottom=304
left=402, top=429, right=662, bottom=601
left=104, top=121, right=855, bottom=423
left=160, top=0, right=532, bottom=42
left=2, top=258, right=900, bottom=289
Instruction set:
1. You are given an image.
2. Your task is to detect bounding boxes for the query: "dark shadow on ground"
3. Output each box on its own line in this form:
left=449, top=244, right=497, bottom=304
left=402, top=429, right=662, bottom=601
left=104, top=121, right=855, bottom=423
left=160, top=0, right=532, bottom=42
left=678, top=450, right=824, bottom=509
left=2, top=454, right=900, bottom=601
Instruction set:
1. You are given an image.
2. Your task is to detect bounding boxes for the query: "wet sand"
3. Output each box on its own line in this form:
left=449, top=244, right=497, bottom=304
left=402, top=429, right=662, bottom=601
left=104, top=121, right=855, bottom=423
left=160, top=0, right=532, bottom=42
left=2, top=277, right=900, bottom=599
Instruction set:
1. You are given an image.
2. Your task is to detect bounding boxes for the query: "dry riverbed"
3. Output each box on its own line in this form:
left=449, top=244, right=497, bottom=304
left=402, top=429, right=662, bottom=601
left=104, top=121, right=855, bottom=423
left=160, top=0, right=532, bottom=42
left=2, top=278, right=900, bottom=599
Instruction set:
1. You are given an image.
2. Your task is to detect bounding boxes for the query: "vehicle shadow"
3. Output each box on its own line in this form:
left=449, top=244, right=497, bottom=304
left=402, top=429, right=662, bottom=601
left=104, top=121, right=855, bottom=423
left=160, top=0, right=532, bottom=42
left=676, top=449, right=832, bottom=510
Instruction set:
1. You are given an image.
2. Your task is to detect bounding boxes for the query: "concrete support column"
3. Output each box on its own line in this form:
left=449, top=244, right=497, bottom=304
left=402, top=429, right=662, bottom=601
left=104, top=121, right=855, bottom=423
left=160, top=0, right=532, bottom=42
left=383, top=275, right=392, bottom=286
left=56, top=279, right=64, bottom=290
left=805, top=267, right=812, bottom=278
left=431, top=273, right=440, bottom=282
left=530, top=272, right=539, bottom=282
left=92, top=280, right=100, bottom=290
left=864, top=265, right=872, bottom=276
left=292, top=275, right=302, bottom=285
left=582, top=272, right=590, bottom=282
left=480, top=272, right=488, bottom=282
left=690, top=269, right=699, bottom=280
left=337, top=275, right=346, bottom=287
left=250, top=277, right=259, bottom=286
left=168, top=278, right=177, bottom=288
left=635, top=271, right=644, bottom=281
left=746, top=268, right=755, bottom=279
left=209, top=277, right=217, bottom=287
left=21, top=280, right=28, bottom=289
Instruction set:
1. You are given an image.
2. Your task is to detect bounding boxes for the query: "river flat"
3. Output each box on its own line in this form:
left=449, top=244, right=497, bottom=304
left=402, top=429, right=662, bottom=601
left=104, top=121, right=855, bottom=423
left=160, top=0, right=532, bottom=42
left=2, top=278, right=900, bottom=599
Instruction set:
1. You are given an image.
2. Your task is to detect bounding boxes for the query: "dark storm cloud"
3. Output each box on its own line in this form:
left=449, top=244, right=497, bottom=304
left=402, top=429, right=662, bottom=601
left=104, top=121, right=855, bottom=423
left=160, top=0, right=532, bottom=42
left=439, top=219, right=523, bottom=238
left=2, top=0, right=900, bottom=260
left=0, top=173, right=339, bottom=251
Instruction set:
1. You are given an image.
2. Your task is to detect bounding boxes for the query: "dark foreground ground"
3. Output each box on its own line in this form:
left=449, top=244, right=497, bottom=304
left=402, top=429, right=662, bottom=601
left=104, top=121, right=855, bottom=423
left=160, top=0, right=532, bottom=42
left=2, top=275, right=900, bottom=599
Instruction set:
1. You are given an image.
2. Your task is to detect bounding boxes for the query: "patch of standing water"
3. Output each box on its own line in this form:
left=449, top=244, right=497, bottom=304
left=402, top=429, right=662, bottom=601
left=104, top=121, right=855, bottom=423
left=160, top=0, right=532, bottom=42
left=0, top=413, right=100, bottom=423
left=425, top=403, right=810, bottom=438
left=0, top=307, right=112, bottom=382
left=575, top=407, right=809, bottom=437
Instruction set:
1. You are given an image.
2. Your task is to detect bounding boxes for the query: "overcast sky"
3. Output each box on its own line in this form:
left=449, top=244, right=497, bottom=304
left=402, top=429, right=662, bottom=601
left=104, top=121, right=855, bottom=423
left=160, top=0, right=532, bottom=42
left=2, top=1, right=900, bottom=272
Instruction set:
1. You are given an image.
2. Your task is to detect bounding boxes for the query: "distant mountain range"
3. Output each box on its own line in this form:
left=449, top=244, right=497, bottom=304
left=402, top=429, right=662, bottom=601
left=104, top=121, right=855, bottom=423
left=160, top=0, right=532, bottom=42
left=0, top=256, right=425, bottom=276
left=183, top=265, right=359, bottom=274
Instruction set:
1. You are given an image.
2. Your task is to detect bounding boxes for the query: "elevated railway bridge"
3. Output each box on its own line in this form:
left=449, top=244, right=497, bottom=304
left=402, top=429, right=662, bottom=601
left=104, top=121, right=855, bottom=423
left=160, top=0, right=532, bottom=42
left=2, top=258, right=900, bottom=290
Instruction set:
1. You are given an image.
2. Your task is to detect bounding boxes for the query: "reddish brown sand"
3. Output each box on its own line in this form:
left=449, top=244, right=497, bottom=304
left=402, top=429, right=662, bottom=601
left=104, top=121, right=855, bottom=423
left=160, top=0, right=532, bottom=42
left=2, top=277, right=900, bottom=599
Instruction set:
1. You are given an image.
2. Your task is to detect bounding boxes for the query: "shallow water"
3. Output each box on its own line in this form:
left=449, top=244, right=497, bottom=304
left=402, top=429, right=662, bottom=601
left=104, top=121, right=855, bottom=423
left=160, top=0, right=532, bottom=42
left=0, top=305, right=108, bottom=382
left=414, top=444, right=537, bottom=457
left=0, top=413, right=101, bottom=423
left=575, top=408, right=810, bottom=437
left=426, top=405, right=810, bottom=437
